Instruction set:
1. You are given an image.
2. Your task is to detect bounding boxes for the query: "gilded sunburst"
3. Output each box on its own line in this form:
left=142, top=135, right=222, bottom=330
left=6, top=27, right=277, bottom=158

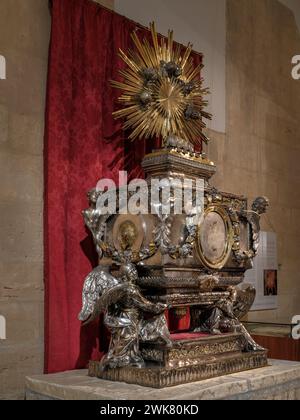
left=111, top=22, right=211, bottom=147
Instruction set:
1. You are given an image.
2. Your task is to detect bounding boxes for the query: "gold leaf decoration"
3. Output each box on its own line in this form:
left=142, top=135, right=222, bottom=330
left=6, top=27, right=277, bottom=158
left=111, top=22, right=212, bottom=147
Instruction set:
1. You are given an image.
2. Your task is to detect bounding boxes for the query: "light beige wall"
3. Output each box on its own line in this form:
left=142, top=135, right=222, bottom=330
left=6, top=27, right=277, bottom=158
left=94, top=0, right=114, bottom=8
left=208, top=0, right=300, bottom=323
left=0, top=0, right=299, bottom=399
left=114, top=0, right=226, bottom=133
left=0, top=0, right=113, bottom=401
left=0, top=0, right=50, bottom=400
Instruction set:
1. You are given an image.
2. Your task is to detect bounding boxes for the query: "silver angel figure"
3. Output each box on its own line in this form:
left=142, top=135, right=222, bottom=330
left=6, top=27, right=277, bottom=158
left=194, top=285, right=265, bottom=352
left=79, top=263, right=172, bottom=370
left=233, top=196, right=269, bottom=266
left=243, top=196, right=269, bottom=262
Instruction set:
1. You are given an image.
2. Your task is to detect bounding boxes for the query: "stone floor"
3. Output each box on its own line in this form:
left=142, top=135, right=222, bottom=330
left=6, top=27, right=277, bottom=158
left=25, top=359, right=300, bottom=400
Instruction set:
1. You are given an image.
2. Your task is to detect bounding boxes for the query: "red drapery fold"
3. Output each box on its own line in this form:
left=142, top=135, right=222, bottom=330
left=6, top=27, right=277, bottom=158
left=45, top=0, right=202, bottom=373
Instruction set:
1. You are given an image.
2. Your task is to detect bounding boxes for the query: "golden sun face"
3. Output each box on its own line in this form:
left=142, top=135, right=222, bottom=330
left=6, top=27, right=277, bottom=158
left=111, top=23, right=211, bottom=147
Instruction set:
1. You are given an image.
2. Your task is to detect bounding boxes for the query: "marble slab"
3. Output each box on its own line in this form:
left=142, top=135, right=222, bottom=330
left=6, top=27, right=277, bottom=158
left=25, top=360, right=300, bottom=400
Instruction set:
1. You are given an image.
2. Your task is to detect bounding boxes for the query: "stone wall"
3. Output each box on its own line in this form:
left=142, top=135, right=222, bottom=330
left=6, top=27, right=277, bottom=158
left=114, top=0, right=226, bottom=133
left=208, top=0, right=300, bottom=322
left=0, top=0, right=114, bottom=401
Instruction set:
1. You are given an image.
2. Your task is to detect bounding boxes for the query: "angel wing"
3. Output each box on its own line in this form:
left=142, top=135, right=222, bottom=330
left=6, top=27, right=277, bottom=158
left=78, top=266, right=120, bottom=323
left=233, top=284, right=256, bottom=320
left=85, top=283, right=129, bottom=325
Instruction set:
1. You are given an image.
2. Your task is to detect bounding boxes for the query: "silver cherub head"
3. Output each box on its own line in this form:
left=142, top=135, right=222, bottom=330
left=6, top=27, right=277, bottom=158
left=120, top=263, right=138, bottom=284
left=252, top=196, right=269, bottom=215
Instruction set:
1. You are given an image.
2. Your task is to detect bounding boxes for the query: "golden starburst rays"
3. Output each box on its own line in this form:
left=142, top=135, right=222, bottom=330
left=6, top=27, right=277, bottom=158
left=111, top=22, right=212, bottom=147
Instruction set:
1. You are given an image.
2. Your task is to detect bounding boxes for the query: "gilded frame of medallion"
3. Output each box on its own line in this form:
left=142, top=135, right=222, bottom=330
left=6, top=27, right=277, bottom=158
left=196, top=204, right=234, bottom=270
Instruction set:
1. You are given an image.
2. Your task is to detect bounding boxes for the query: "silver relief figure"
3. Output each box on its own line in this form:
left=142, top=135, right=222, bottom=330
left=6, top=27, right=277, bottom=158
left=79, top=24, right=270, bottom=388
left=232, top=196, right=269, bottom=266
left=194, top=285, right=265, bottom=352
left=78, top=263, right=172, bottom=370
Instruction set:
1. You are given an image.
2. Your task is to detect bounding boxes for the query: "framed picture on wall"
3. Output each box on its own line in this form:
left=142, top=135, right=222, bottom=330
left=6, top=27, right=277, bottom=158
left=264, top=269, right=278, bottom=296
left=244, top=232, right=278, bottom=310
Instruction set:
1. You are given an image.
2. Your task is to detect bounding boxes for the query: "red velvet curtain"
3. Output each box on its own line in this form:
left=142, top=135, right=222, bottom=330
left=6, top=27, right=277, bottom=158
left=45, top=0, right=202, bottom=373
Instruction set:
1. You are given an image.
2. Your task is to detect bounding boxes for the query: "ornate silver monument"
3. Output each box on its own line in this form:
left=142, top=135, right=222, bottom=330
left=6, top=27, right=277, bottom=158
left=78, top=23, right=269, bottom=388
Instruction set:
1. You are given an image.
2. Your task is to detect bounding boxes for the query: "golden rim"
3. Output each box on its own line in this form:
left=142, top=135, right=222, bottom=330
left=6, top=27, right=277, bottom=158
left=197, top=205, right=234, bottom=270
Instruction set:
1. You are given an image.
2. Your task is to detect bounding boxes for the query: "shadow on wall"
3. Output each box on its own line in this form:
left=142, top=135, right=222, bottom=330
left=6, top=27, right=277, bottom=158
left=0, top=315, right=6, bottom=340
left=114, top=0, right=226, bottom=133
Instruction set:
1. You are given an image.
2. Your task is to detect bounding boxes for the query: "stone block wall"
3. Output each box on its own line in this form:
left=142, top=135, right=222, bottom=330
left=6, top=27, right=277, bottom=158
left=208, top=0, right=300, bottom=322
